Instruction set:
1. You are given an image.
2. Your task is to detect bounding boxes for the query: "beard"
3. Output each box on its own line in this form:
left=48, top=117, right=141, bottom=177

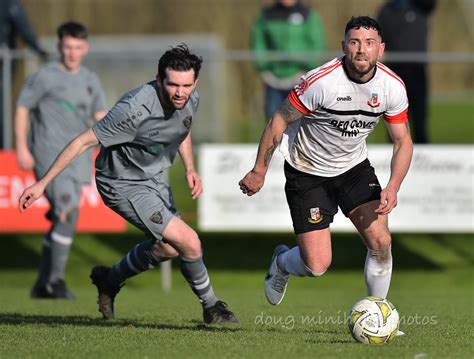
left=160, top=87, right=189, bottom=111
left=349, top=58, right=377, bottom=77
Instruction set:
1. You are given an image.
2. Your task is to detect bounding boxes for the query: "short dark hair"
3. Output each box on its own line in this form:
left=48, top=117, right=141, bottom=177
left=344, top=16, right=383, bottom=39
left=158, top=44, right=203, bottom=81
left=57, top=21, right=88, bottom=41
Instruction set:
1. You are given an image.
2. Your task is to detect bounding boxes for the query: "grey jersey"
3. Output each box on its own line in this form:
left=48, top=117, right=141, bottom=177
left=17, top=62, right=107, bottom=182
left=92, top=81, right=198, bottom=180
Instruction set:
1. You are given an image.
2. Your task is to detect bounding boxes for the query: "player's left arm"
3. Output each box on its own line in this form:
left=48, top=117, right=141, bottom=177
left=19, top=128, right=100, bottom=212
left=178, top=131, right=202, bottom=200
left=377, top=121, right=413, bottom=215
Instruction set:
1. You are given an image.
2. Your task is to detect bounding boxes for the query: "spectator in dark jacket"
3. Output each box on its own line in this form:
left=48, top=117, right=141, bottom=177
left=1, top=0, right=47, bottom=148
left=377, top=0, right=437, bottom=143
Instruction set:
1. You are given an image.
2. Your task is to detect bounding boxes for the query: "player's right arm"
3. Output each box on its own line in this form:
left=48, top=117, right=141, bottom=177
left=18, top=128, right=99, bottom=212
left=239, top=98, right=303, bottom=196
left=14, top=106, right=35, bottom=171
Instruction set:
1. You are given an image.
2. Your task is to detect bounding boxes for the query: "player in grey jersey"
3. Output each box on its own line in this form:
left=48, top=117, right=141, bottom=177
left=18, top=44, right=238, bottom=325
left=15, top=21, right=107, bottom=299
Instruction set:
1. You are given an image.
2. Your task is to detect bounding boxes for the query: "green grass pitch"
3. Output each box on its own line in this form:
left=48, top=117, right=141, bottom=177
left=0, top=101, right=472, bottom=358
left=0, top=233, right=472, bottom=359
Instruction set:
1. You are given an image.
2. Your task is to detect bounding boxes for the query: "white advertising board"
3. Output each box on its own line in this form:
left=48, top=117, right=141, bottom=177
left=198, top=144, right=474, bottom=233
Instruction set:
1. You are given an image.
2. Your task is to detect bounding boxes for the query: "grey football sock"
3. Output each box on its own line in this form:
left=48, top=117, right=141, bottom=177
left=36, top=233, right=52, bottom=285
left=180, top=256, right=218, bottom=309
left=107, top=239, right=164, bottom=286
left=49, top=231, right=72, bottom=283
left=48, top=209, right=79, bottom=283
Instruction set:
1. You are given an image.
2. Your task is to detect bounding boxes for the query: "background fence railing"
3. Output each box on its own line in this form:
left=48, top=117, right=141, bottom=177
left=2, top=43, right=474, bottom=149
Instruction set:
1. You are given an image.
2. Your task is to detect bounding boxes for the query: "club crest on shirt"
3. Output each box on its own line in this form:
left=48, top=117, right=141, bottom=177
left=183, top=116, right=193, bottom=129
left=295, top=78, right=309, bottom=96
left=147, top=144, right=164, bottom=154
left=308, top=207, right=323, bottom=224
left=367, top=93, right=380, bottom=108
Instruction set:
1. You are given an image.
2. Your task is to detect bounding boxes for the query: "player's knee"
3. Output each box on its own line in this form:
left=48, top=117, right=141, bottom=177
left=163, top=247, right=180, bottom=260
left=304, top=264, right=328, bottom=277
left=152, top=241, right=179, bottom=260
left=303, top=259, right=331, bottom=277
left=183, top=230, right=202, bottom=259
left=367, top=232, right=391, bottom=252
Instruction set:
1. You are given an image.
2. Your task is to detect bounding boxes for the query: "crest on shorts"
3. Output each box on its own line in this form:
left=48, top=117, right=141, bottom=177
left=308, top=207, right=323, bottom=224
left=60, top=193, right=71, bottom=204
left=183, top=116, right=193, bottom=129
left=150, top=211, right=163, bottom=224
left=367, top=93, right=380, bottom=108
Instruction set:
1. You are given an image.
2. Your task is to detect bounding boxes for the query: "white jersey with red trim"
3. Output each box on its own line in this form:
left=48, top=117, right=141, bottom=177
left=281, top=57, right=408, bottom=177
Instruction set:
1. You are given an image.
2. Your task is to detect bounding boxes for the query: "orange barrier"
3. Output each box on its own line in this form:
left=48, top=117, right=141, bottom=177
left=0, top=151, right=126, bottom=233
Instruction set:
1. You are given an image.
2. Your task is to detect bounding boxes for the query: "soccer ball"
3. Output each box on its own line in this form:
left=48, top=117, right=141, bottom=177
left=348, top=296, right=399, bottom=345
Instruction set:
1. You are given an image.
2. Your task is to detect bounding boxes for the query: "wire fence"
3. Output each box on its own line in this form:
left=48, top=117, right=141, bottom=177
left=1, top=44, right=474, bottom=148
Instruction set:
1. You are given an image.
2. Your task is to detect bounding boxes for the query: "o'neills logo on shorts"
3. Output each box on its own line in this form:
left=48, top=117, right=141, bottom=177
left=308, top=207, right=323, bottom=224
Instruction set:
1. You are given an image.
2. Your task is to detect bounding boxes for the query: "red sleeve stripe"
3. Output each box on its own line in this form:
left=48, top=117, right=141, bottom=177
left=305, top=59, right=341, bottom=82
left=384, top=108, right=408, bottom=123
left=307, top=62, right=342, bottom=88
left=305, top=60, right=342, bottom=87
left=377, top=63, right=406, bottom=88
left=287, top=60, right=341, bottom=116
left=288, top=90, right=311, bottom=115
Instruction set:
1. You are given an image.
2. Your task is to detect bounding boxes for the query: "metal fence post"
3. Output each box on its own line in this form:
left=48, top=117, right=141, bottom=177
left=160, top=261, right=172, bottom=293
left=1, top=48, right=13, bottom=149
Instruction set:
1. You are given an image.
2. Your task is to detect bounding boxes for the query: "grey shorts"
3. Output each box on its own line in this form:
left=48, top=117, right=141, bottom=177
left=43, top=172, right=82, bottom=218
left=96, top=172, right=179, bottom=241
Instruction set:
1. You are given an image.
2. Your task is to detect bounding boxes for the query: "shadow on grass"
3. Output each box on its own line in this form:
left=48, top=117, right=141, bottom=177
left=2, top=232, right=471, bottom=271
left=434, top=233, right=474, bottom=265
left=0, top=312, right=242, bottom=332
left=0, top=234, right=40, bottom=269
left=87, top=232, right=442, bottom=270
left=191, top=232, right=442, bottom=271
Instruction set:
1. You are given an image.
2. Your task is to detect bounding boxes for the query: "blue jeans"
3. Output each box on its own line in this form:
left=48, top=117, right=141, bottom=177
left=264, top=84, right=292, bottom=120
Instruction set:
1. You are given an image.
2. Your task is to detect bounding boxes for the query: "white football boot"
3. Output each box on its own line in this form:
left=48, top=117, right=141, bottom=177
left=264, top=245, right=290, bottom=305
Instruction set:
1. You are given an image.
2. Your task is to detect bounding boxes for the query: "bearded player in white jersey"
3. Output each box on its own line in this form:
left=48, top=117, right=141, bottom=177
left=239, top=16, right=413, bottom=320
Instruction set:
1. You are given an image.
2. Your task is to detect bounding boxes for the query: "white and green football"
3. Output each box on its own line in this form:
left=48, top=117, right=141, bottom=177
left=348, top=296, right=399, bottom=345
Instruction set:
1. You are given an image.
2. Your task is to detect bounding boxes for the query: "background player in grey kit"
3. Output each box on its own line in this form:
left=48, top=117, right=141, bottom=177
left=18, top=44, right=239, bottom=325
left=239, top=16, right=412, bottom=332
left=15, top=21, right=107, bottom=299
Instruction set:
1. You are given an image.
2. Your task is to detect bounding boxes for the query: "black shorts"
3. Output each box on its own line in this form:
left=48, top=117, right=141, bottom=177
left=284, top=159, right=382, bottom=234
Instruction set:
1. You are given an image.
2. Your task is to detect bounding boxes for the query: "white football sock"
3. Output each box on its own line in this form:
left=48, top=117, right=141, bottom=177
left=364, top=246, right=393, bottom=298
left=278, top=246, right=313, bottom=277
